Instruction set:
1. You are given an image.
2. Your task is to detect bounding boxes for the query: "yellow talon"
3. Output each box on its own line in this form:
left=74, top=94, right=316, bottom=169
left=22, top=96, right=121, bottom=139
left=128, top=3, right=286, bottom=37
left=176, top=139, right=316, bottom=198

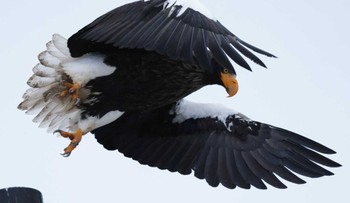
left=54, top=128, right=83, bottom=157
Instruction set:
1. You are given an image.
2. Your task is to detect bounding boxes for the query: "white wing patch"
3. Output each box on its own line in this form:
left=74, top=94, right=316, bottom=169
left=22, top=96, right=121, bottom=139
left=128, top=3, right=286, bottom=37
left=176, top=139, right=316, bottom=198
left=146, top=0, right=216, bottom=20
left=169, top=0, right=215, bottom=20
left=18, top=34, right=121, bottom=134
left=172, top=99, right=238, bottom=124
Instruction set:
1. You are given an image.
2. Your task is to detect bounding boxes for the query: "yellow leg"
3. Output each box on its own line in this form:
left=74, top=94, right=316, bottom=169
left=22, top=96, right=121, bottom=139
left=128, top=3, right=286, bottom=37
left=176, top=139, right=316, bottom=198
left=54, top=128, right=83, bottom=157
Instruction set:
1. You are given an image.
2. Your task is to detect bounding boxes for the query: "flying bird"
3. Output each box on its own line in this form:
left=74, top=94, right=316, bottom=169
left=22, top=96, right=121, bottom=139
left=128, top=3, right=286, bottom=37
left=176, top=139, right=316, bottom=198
left=18, top=0, right=340, bottom=189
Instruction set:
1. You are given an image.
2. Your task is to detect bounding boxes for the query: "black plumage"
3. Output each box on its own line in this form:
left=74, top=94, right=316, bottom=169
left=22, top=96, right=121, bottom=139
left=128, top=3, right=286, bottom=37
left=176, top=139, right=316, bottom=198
left=18, top=0, right=340, bottom=189
left=80, top=49, right=210, bottom=116
left=92, top=101, right=340, bottom=189
left=70, top=0, right=273, bottom=116
left=68, top=0, right=275, bottom=74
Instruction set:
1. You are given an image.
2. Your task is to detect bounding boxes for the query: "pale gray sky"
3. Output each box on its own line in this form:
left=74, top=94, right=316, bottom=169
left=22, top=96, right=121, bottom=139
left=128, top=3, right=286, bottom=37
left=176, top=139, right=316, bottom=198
left=1, top=0, right=349, bottom=203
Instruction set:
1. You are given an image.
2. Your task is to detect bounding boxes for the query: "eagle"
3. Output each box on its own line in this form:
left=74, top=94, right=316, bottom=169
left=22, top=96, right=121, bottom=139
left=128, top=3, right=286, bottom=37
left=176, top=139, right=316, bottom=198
left=18, top=0, right=340, bottom=189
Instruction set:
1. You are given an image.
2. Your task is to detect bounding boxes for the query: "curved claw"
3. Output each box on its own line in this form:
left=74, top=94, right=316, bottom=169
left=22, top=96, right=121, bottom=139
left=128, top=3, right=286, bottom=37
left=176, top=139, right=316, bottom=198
left=53, top=129, right=62, bottom=135
left=61, top=152, right=71, bottom=157
left=74, top=98, right=81, bottom=105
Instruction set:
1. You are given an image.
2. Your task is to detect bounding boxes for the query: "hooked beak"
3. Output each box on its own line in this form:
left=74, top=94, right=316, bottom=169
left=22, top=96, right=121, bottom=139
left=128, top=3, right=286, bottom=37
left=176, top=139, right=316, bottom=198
left=220, top=72, right=239, bottom=97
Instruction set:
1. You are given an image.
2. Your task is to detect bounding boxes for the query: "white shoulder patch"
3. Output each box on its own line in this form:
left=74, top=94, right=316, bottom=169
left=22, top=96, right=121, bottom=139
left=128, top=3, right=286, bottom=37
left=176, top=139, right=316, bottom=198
left=172, top=99, right=238, bottom=124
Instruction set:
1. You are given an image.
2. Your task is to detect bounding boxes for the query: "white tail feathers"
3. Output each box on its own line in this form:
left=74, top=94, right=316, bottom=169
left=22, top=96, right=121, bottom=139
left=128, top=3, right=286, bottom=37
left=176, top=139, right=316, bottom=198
left=18, top=34, right=81, bottom=132
left=27, top=75, right=56, bottom=88
left=32, top=64, right=56, bottom=77
left=19, top=34, right=122, bottom=134
left=52, top=34, right=71, bottom=57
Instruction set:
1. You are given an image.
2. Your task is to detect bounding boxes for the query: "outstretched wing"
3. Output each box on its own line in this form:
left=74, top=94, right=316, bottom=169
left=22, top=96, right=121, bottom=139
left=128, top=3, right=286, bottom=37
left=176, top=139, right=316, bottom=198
left=92, top=100, right=340, bottom=189
left=68, top=0, right=275, bottom=74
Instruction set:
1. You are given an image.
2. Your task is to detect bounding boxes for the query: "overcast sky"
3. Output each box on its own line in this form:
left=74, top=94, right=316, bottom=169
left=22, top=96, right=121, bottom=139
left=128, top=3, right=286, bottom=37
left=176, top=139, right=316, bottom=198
left=1, top=0, right=349, bottom=203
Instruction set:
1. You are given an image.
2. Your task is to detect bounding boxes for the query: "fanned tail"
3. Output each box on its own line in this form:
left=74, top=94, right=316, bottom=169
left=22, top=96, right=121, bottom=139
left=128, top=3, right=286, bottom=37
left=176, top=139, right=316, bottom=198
left=18, top=34, right=81, bottom=133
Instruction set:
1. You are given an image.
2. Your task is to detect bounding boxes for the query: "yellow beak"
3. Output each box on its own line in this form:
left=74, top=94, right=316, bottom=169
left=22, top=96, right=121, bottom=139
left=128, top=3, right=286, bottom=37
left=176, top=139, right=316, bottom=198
left=220, top=72, right=239, bottom=97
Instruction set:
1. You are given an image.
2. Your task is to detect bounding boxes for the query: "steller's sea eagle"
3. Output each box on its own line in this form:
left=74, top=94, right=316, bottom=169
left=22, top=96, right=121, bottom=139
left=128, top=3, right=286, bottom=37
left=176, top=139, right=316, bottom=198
left=18, top=0, right=340, bottom=189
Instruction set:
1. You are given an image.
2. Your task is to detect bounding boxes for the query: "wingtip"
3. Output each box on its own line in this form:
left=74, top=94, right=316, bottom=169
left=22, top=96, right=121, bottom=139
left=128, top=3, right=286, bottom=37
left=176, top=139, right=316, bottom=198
left=243, top=64, right=253, bottom=72
left=330, top=161, right=342, bottom=168
left=321, top=147, right=338, bottom=155
left=254, top=59, right=267, bottom=69
left=324, top=171, right=334, bottom=176
left=263, top=52, right=278, bottom=58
